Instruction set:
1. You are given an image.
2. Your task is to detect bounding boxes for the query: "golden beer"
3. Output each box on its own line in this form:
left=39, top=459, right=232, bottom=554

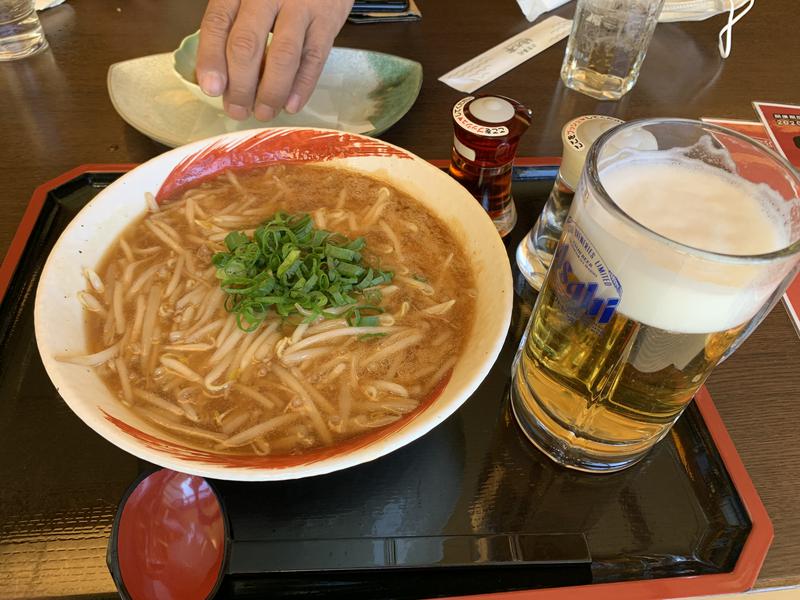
left=512, top=120, right=800, bottom=472
left=514, top=275, right=743, bottom=466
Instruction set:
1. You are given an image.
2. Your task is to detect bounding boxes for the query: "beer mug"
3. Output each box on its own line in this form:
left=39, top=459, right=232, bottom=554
left=512, top=119, right=800, bottom=473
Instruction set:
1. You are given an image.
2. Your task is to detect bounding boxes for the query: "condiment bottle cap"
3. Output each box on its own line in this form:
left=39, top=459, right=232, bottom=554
left=560, top=115, right=624, bottom=189
left=469, top=97, right=516, bottom=123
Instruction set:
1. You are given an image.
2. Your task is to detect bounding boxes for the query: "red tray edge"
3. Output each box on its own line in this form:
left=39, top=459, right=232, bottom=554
left=0, top=164, right=138, bottom=303
left=427, top=157, right=563, bottom=169
left=0, top=163, right=773, bottom=600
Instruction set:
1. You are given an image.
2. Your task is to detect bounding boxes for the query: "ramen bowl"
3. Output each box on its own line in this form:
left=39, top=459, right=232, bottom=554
left=34, top=128, right=512, bottom=481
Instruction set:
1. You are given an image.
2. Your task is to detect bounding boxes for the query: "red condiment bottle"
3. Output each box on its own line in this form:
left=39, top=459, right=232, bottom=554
left=448, top=95, right=533, bottom=237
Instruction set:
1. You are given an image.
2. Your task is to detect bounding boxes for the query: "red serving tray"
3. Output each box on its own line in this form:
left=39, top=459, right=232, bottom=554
left=0, top=163, right=774, bottom=599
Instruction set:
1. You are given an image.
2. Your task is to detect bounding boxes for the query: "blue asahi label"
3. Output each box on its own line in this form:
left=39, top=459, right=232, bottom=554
left=551, top=217, right=622, bottom=332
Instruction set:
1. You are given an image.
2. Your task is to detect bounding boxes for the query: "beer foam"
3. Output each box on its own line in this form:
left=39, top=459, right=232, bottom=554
left=601, top=159, right=786, bottom=256
left=576, top=151, right=792, bottom=334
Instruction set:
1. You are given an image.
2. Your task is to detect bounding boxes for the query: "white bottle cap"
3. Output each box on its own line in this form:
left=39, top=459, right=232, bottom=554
left=560, top=115, right=624, bottom=189
left=470, top=97, right=515, bottom=123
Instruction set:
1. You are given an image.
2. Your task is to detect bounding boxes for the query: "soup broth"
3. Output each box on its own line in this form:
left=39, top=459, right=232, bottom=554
left=75, top=165, right=475, bottom=456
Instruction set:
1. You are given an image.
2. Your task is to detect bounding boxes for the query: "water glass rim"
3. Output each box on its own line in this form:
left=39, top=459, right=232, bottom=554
left=586, top=118, right=800, bottom=265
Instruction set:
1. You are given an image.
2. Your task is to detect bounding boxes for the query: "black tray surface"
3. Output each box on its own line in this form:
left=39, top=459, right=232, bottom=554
left=0, top=167, right=750, bottom=599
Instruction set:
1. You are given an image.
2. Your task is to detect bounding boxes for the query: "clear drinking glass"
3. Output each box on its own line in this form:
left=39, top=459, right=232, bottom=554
left=512, top=119, right=800, bottom=473
left=561, top=0, right=665, bottom=101
left=0, top=0, right=48, bottom=61
left=517, top=115, right=624, bottom=290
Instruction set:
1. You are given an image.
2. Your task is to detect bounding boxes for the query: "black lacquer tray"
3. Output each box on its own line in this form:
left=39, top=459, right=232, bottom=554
left=0, top=162, right=771, bottom=599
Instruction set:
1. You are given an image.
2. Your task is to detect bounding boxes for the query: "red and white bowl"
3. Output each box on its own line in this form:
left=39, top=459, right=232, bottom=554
left=34, top=128, right=512, bottom=481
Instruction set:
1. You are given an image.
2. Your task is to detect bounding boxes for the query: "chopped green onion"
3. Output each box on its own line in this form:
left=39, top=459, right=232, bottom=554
left=212, top=211, right=393, bottom=331
left=344, top=305, right=384, bottom=327
left=325, top=244, right=359, bottom=262
left=358, top=333, right=388, bottom=340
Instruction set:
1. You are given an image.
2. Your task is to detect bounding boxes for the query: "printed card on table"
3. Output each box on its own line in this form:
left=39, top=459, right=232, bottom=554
left=700, top=117, right=776, bottom=151
left=750, top=102, right=800, bottom=338
left=752, top=102, right=800, bottom=168
left=786, top=276, right=800, bottom=338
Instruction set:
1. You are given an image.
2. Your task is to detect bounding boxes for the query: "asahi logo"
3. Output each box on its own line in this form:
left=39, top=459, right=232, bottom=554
left=557, top=257, right=619, bottom=324
left=553, top=219, right=622, bottom=327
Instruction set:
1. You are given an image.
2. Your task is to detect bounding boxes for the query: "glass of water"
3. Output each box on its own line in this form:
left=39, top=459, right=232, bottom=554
left=0, top=0, right=48, bottom=61
left=560, top=0, right=665, bottom=101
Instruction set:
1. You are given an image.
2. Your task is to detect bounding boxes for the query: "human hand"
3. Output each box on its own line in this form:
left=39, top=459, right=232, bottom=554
left=196, top=0, right=354, bottom=121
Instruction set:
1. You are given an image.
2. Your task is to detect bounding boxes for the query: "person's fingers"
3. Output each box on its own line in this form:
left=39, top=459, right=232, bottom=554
left=223, top=0, right=278, bottom=120
left=284, top=1, right=353, bottom=114
left=196, top=0, right=240, bottom=98
left=253, top=6, right=309, bottom=122
left=283, top=18, right=336, bottom=115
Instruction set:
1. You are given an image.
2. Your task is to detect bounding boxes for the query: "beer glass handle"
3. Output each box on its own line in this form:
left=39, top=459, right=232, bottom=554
left=720, top=267, right=800, bottom=362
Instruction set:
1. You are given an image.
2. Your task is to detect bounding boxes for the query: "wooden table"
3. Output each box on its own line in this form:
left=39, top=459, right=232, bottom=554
left=1, top=0, right=798, bottom=594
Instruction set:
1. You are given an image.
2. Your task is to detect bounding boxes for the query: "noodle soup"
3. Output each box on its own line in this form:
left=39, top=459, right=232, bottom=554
left=66, top=165, right=475, bottom=456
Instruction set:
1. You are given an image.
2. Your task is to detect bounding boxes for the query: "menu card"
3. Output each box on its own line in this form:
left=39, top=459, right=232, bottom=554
left=751, top=103, right=800, bottom=337
left=702, top=112, right=800, bottom=337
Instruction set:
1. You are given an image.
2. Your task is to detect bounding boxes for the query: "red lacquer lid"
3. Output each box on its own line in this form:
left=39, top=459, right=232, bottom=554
left=109, top=469, right=228, bottom=600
